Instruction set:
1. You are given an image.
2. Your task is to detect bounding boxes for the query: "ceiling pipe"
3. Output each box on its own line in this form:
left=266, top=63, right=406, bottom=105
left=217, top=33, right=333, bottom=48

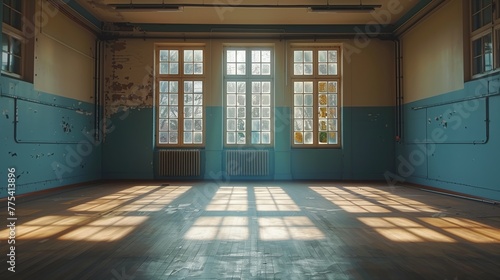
left=109, top=3, right=381, bottom=13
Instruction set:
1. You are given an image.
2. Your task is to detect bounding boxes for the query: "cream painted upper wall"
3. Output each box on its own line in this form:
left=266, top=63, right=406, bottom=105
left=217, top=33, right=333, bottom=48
left=34, top=0, right=95, bottom=102
left=401, top=0, right=464, bottom=104
left=343, top=39, right=395, bottom=107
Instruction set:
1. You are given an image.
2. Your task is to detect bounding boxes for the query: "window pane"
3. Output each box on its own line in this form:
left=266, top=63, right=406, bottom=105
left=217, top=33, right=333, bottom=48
left=225, top=48, right=273, bottom=145
left=484, top=33, right=493, bottom=71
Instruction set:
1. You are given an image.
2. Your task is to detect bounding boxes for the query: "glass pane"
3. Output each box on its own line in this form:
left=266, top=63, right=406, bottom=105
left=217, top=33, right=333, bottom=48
left=318, top=51, right=327, bottom=62
left=237, top=63, right=246, bottom=75
left=262, top=51, right=271, bottom=62
left=319, top=132, right=328, bottom=144
left=237, top=94, right=246, bottom=106
left=184, top=106, right=193, bottom=118
left=252, top=107, right=260, bottom=118
left=160, top=50, right=169, bottom=61
left=169, top=120, right=178, bottom=131
left=294, top=120, right=303, bottom=131
left=227, top=107, right=236, bottom=118
left=237, top=107, right=246, bottom=118
left=294, top=82, right=303, bottom=93
left=294, top=132, right=303, bottom=144
left=294, top=64, right=303, bottom=75
left=237, top=119, right=245, bottom=131
left=12, top=11, right=21, bottom=30
left=227, top=82, right=236, bottom=93
left=194, top=120, right=203, bottom=131
left=160, top=94, right=168, bottom=105
left=159, top=132, right=169, bottom=143
left=3, top=8, right=10, bottom=26
left=484, top=34, right=493, bottom=71
left=194, top=94, right=203, bottom=105
left=184, top=50, right=193, bottom=62
left=194, top=106, right=203, bottom=118
left=304, top=119, right=313, bottom=131
left=170, top=50, right=178, bottom=61
left=304, top=107, right=313, bottom=118
left=227, top=119, right=236, bottom=131
left=319, top=63, right=327, bottom=75
left=194, top=81, right=203, bottom=93
left=169, top=63, right=178, bottom=74
left=169, top=107, right=178, bottom=118
left=193, top=132, right=203, bottom=144
left=483, top=5, right=492, bottom=26
left=328, top=81, right=337, bottom=93
left=237, top=82, right=246, bottom=93
left=160, top=63, right=169, bottom=74
left=328, top=50, right=337, bottom=62
left=294, top=51, right=303, bottom=62
left=184, top=81, right=193, bottom=93
left=227, top=63, right=236, bottom=75
left=227, top=50, right=236, bottom=62
left=262, top=64, right=271, bottom=75
left=328, top=132, right=338, bottom=144
left=170, top=81, right=178, bottom=93
left=184, top=132, right=193, bottom=144
left=227, top=132, right=236, bottom=144
left=227, top=94, right=236, bottom=106
left=304, top=63, right=313, bottom=75
left=237, top=132, right=246, bottom=144
left=184, top=63, right=194, bottom=74
left=304, top=132, right=313, bottom=144
left=159, top=120, right=169, bottom=131
left=2, top=34, right=9, bottom=51
left=262, top=107, right=271, bottom=118
left=169, top=132, right=178, bottom=144
left=252, top=50, right=261, bottom=62
left=294, top=108, right=303, bottom=118
left=194, top=63, right=203, bottom=74
left=294, top=94, right=303, bottom=106
left=304, top=51, right=313, bottom=62
left=328, top=63, right=337, bottom=75
left=252, top=94, right=261, bottom=106
left=169, top=94, right=178, bottom=105
left=262, top=132, right=271, bottom=144
left=304, top=82, right=313, bottom=93
left=252, top=120, right=261, bottom=130
left=237, top=50, right=246, bottom=62
left=194, top=50, right=203, bottom=62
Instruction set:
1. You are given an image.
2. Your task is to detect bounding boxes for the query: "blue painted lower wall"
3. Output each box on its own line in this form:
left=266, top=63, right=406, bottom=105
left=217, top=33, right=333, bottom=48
left=395, top=74, right=500, bottom=201
left=101, top=105, right=395, bottom=182
left=0, top=77, right=101, bottom=198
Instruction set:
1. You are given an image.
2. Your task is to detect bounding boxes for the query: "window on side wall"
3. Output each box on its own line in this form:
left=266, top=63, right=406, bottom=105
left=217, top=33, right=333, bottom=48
left=291, top=46, right=341, bottom=148
left=470, top=0, right=499, bottom=76
left=2, top=0, right=26, bottom=79
left=156, top=46, right=205, bottom=146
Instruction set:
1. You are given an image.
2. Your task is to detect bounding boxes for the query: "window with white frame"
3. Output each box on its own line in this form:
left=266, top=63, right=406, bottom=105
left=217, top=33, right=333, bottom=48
left=156, top=47, right=205, bottom=146
left=2, top=0, right=25, bottom=78
left=224, top=47, right=273, bottom=146
left=291, top=47, right=341, bottom=147
left=470, top=0, right=500, bottom=76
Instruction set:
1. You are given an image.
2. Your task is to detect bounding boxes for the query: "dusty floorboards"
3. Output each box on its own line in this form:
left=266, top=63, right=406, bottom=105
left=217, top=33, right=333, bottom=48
left=1, top=181, right=499, bottom=279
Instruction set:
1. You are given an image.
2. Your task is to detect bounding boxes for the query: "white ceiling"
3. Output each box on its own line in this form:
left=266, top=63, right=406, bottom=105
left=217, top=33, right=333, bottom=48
left=75, top=0, right=420, bottom=25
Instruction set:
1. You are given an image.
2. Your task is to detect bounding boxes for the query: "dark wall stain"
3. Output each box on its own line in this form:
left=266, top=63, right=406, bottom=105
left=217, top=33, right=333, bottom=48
left=8, top=152, right=17, bottom=157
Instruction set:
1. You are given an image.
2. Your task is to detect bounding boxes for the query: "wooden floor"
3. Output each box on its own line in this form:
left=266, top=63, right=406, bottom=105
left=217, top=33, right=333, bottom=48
left=1, top=181, right=500, bottom=279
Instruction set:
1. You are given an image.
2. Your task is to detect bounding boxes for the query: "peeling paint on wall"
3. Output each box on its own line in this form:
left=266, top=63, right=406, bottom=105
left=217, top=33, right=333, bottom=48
left=104, top=39, right=154, bottom=119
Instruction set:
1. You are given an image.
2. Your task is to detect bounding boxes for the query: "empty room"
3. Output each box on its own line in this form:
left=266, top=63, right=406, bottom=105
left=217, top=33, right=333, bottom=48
left=1, top=0, right=500, bottom=279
